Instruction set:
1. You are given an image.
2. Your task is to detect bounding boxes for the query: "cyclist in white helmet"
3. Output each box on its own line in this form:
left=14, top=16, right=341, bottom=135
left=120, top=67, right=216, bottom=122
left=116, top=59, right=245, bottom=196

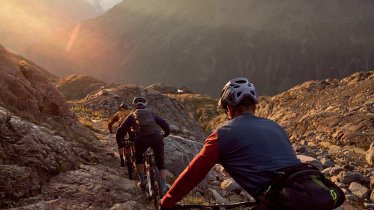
left=160, top=77, right=344, bottom=210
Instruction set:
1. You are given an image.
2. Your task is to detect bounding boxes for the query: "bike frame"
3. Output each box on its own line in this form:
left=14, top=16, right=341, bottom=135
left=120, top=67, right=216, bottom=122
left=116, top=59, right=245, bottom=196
left=123, top=138, right=135, bottom=180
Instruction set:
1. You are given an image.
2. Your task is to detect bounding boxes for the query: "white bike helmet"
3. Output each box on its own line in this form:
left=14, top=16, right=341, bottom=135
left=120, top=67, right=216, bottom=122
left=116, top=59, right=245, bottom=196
left=133, top=97, right=147, bottom=107
left=218, top=77, right=258, bottom=110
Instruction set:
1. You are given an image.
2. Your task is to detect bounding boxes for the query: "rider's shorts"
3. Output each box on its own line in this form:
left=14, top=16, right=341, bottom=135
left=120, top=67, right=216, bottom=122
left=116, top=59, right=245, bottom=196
left=134, top=132, right=165, bottom=170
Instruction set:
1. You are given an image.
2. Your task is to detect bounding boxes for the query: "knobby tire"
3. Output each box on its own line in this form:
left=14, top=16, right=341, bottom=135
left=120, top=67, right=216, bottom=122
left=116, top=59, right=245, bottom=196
left=125, top=149, right=133, bottom=180
left=146, top=148, right=162, bottom=210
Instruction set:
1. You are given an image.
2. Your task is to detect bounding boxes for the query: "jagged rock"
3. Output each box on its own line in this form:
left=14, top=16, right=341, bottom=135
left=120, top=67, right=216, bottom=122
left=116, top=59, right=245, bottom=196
left=110, top=201, right=146, bottom=210
left=169, top=124, right=181, bottom=133
left=338, top=171, right=365, bottom=185
left=297, top=155, right=323, bottom=170
left=320, top=157, right=335, bottom=168
left=0, top=165, right=40, bottom=200
left=330, top=166, right=345, bottom=176
left=370, top=176, right=374, bottom=190
left=56, top=74, right=110, bottom=100
left=366, top=142, right=374, bottom=166
left=0, top=106, right=100, bottom=207
left=220, top=178, right=242, bottom=194
left=348, top=182, right=369, bottom=200
left=322, top=166, right=344, bottom=177
left=346, top=194, right=359, bottom=202
left=364, top=203, right=374, bottom=209
left=164, top=135, right=203, bottom=176
left=371, top=190, right=374, bottom=202
left=0, top=51, right=73, bottom=119
left=207, top=188, right=226, bottom=204
left=39, top=165, right=138, bottom=209
left=294, top=145, right=307, bottom=153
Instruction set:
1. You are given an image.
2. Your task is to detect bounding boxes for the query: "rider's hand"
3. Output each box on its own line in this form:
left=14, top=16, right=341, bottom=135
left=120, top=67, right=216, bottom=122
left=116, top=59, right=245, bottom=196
left=160, top=203, right=183, bottom=210
left=159, top=207, right=174, bottom=210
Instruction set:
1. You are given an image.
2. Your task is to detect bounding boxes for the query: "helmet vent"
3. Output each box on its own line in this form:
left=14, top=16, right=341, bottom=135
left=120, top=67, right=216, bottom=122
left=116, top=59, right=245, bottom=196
left=236, top=80, right=247, bottom=84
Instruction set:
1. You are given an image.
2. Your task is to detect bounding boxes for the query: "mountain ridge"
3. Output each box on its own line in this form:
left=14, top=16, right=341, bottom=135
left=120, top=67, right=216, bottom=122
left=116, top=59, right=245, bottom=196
left=28, top=0, right=374, bottom=96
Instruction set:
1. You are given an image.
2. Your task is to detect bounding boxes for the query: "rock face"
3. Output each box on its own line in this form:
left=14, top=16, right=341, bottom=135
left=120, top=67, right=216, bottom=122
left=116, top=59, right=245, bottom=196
left=0, top=45, right=101, bottom=208
left=29, top=0, right=374, bottom=96
left=0, top=45, right=72, bottom=119
left=56, top=74, right=111, bottom=100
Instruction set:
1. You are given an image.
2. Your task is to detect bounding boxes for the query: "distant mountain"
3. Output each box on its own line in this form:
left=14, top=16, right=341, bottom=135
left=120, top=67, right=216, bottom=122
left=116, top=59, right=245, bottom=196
left=0, top=0, right=100, bottom=54
left=28, top=0, right=374, bottom=96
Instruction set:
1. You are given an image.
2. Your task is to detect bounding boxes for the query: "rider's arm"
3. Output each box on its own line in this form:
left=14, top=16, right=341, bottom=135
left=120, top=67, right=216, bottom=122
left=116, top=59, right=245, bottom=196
left=108, top=112, right=120, bottom=133
left=155, top=115, right=170, bottom=137
left=160, top=131, right=219, bottom=209
left=116, top=114, right=133, bottom=143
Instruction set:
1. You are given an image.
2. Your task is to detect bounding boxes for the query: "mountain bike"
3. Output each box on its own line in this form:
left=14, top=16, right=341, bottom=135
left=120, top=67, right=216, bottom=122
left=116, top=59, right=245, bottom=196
left=174, top=201, right=257, bottom=210
left=144, top=147, right=162, bottom=210
left=123, top=137, right=136, bottom=180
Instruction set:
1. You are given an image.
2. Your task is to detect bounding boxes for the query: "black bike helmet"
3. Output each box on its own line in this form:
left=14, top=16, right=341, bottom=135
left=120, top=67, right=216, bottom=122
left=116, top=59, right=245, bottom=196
left=132, top=97, right=147, bottom=107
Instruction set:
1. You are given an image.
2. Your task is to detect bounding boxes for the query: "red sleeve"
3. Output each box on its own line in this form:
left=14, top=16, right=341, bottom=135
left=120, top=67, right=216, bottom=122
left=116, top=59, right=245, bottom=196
left=160, top=131, right=219, bottom=208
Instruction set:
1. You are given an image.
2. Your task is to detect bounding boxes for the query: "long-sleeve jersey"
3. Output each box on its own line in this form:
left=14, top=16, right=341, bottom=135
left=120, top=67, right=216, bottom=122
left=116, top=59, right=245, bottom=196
left=160, top=113, right=300, bottom=208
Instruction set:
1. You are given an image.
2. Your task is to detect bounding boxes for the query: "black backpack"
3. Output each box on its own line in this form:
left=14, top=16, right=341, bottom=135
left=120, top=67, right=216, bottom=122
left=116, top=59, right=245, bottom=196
left=260, top=163, right=345, bottom=210
left=132, top=109, right=159, bottom=136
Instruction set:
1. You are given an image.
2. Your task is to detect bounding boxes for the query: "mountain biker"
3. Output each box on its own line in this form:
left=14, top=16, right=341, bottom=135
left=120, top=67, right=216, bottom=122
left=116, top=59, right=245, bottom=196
left=108, top=102, right=134, bottom=167
left=160, top=78, right=344, bottom=210
left=116, top=97, right=170, bottom=192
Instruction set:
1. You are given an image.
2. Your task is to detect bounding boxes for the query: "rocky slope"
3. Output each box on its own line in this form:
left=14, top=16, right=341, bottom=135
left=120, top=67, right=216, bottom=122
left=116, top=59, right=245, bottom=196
left=257, top=71, right=374, bottom=150
left=171, top=71, right=374, bottom=208
left=56, top=74, right=112, bottom=100
left=0, top=45, right=208, bottom=209
left=72, top=83, right=207, bottom=142
left=29, top=0, right=374, bottom=96
left=0, top=45, right=105, bottom=208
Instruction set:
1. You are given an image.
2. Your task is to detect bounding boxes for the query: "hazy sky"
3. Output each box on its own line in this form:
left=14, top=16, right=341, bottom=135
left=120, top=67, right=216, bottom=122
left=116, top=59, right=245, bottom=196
left=86, top=0, right=122, bottom=11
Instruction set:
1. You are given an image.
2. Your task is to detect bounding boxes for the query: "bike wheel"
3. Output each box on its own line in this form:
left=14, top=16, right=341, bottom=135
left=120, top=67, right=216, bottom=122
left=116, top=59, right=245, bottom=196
left=149, top=162, right=161, bottom=209
left=125, top=149, right=133, bottom=180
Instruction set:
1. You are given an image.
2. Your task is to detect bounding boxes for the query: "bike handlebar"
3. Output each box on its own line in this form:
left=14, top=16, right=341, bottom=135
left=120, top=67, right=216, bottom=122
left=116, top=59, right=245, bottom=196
left=174, top=201, right=256, bottom=209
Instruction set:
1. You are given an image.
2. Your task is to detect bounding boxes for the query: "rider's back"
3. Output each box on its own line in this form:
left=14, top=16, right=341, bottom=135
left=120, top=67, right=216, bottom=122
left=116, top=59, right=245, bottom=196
left=217, top=113, right=300, bottom=196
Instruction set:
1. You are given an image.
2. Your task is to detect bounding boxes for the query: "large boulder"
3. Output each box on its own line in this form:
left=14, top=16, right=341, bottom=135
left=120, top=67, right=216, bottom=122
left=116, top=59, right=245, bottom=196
left=0, top=107, right=99, bottom=207
left=164, top=135, right=203, bottom=176
left=8, top=165, right=149, bottom=210
left=297, top=155, right=323, bottom=170
left=348, top=182, right=369, bottom=200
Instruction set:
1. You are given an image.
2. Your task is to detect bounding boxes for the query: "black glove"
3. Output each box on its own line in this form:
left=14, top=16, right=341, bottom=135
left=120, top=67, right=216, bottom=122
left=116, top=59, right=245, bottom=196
left=159, top=204, right=178, bottom=210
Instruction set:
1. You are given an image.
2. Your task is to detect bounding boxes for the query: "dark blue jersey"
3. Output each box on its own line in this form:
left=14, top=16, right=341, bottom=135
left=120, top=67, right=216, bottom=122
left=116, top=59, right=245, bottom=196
left=161, top=113, right=300, bottom=208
